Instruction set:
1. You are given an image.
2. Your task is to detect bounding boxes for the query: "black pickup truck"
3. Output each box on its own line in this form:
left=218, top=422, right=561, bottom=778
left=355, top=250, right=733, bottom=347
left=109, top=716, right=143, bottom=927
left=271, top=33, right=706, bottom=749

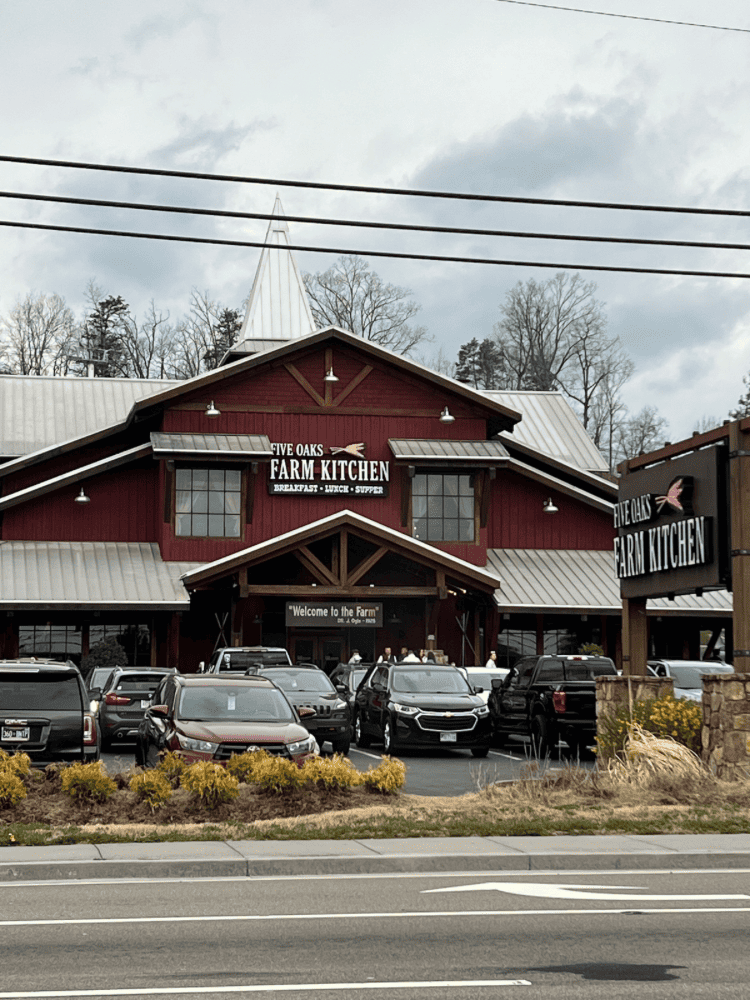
left=488, top=654, right=618, bottom=757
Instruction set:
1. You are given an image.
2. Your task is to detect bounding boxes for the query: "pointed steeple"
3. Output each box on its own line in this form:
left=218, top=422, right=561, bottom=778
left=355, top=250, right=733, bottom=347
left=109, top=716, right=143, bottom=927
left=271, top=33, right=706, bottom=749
left=224, top=196, right=316, bottom=361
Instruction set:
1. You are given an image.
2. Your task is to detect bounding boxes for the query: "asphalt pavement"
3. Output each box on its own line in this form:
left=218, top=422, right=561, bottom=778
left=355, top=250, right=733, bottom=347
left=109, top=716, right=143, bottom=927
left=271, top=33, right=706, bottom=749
left=3, top=833, right=750, bottom=882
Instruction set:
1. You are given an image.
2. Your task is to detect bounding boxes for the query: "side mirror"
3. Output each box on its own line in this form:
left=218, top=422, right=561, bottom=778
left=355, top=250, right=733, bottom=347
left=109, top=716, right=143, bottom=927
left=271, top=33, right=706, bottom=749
left=473, top=686, right=484, bottom=694
left=298, top=707, right=316, bottom=719
left=149, top=704, right=169, bottom=717
left=335, top=684, right=347, bottom=695
left=491, top=677, right=504, bottom=689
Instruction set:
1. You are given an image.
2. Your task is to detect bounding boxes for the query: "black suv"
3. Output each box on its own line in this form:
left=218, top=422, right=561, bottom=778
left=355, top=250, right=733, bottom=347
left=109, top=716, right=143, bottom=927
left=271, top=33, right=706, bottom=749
left=256, top=665, right=352, bottom=754
left=98, top=667, right=175, bottom=750
left=353, top=662, right=491, bottom=756
left=0, top=659, right=99, bottom=766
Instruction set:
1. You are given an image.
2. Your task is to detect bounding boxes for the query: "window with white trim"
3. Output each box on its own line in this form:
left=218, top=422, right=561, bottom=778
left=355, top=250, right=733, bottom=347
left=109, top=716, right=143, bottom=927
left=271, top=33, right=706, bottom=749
left=412, top=472, right=475, bottom=542
left=175, top=468, right=242, bottom=537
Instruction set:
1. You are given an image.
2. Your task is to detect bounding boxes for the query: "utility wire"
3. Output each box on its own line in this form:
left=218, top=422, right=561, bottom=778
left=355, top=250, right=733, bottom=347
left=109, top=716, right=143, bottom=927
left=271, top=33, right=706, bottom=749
left=2, top=218, right=750, bottom=279
left=491, top=0, right=750, bottom=33
left=1, top=153, right=748, bottom=218
left=2, top=189, right=750, bottom=252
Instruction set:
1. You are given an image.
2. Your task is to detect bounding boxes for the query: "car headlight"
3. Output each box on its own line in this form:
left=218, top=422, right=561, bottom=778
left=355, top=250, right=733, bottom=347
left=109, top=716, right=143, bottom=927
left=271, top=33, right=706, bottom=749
left=391, top=702, right=419, bottom=716
left=331, top=700, right=349, bottom=712
left=287, top=735, right=316, bottom=755
left=473, top=705, right=490, bottom=717
left=177, top=734, right=219, bottom=752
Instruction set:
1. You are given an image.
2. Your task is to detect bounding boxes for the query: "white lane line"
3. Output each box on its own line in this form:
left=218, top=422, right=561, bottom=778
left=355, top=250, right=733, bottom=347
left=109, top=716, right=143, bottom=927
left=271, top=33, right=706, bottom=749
left=487, top=751, right=524, bottom=760
left=0, top=981, right=531, bottom=997
left=424, top=881, right=750, bottom=901
left=1, top=906, right=750, bottom=927
left=346, top=748, right=384, bottom=760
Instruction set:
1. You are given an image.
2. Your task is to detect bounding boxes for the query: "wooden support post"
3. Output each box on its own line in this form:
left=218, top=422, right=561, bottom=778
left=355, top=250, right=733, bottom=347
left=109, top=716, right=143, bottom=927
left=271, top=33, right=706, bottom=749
left=166, top=613, right=181, bottom=672
left=599, top=615, right=609, bottom=656
left=486, top=606, right=500, bottom=662
left=232, top=598, right=246, bottom=647
left=536, top=614, right=544, bottom=655
left=473, top=608, right=481, bottom=665
left=729, top=421, right=750, bottom=672
left=340, top=529, right=348, bottom=585
left=150, top=616, right=158, bottom=668
left=622, top=597, right=648, bottom=675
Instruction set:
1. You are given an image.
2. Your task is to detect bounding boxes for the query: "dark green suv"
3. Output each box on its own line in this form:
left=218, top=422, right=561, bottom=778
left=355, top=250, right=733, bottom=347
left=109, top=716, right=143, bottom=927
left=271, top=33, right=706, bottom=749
left=0, top=659, right=100, bottom=766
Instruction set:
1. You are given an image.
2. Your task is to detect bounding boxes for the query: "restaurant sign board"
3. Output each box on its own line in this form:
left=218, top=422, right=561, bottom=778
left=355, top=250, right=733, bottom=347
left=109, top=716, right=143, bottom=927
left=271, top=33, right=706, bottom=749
left=285, top=601, right=384, bottom=628
left=269, top=442, right=389, bottom=497
left=615, top=446, right=729, bottom=599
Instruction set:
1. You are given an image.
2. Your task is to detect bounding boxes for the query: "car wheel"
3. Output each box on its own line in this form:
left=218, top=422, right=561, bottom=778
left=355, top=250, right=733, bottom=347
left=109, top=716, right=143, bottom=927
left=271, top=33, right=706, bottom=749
left=471, top=746, right=490, bottom=758
left=330, top=737, right=351, bottom=755
left=354, top=714, right=371, bottom=748
left=383, top=719, right=398, bottom=755
left=531, top=714, right=556, bottom=759
left=145, top=744, right=161, bottom=769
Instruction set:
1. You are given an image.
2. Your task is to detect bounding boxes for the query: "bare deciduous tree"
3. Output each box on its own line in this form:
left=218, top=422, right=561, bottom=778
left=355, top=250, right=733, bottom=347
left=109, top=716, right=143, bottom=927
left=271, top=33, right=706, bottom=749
left=0, top=291, right=77, bottom=375
left=303, top=256, right=432, bottom=355
left=169, top=289, right=241, bottom=378
left=121, top=301, right=177, bottom=379
left=615, top=405, right=669, bottom=465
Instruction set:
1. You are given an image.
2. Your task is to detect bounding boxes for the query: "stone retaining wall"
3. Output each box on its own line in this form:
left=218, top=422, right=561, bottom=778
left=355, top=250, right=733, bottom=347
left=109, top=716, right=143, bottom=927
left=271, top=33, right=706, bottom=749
left=595, top=675, right=674, bottom=761
left=702, top=673, right=750, bottom=779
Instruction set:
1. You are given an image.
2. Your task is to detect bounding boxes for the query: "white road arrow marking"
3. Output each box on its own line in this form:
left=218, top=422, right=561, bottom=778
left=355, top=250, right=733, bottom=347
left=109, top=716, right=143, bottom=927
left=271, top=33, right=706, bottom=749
left=422, top=881, right=750, bottom=902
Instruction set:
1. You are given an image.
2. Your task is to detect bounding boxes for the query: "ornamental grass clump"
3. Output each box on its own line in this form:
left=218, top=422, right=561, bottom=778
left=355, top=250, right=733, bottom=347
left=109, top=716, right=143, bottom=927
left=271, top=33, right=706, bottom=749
left=60, top=762, right=117, bottom=804
left=129, top=770, right=173, bottom=813
left=180, top=761, right=239, bottom=810
left=301, top=753, right=362, bottom=789
left=360, top=755, right=407, bottom=794
left=608, top=723, right=705, bottom=786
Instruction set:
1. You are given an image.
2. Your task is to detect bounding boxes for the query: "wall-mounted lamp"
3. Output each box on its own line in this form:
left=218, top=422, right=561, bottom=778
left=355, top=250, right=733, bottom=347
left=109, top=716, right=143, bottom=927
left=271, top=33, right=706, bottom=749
left=543, top=497, right=559, bottom=514
left=206, top=401, right=220, bottom=418
left=324, top=367, right=339, bottom=383
left=74, top=487, right=91, bottom=504
left=311, top=583, right=317, bottom=587
left=439, top=406, right=455, bottom=424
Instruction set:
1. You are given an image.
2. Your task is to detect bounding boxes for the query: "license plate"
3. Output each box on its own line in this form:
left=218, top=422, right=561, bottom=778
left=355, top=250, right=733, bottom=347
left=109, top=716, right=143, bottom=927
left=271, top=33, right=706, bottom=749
left=140, top=700, right=150, bottom=709
left=440, top=731, right=457, bottom=742
left=2, top=727, right=30, bottom=741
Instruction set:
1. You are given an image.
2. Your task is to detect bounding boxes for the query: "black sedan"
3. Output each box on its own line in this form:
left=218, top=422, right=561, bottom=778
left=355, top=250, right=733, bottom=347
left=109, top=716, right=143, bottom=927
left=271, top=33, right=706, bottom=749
left=256, top=665, right=352, bottom=754
left=353, top=662, right=491, bottom=756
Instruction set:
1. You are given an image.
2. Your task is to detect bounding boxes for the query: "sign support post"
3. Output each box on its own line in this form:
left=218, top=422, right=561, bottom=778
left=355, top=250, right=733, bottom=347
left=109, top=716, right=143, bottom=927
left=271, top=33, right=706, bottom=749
left=622, top=597, right=647, bottom=677
left=729, top=420, right=750, bottom=673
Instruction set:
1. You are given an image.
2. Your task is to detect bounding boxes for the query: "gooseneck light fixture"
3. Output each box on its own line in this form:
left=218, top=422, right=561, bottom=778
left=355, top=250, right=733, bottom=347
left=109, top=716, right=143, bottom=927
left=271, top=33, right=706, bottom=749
left=439, top=406, right=455, bottom=424
left=74, top=487, right=91, bottom=504
left=206, top=400, right=220, bottom=418
left=543, top=497, right=559, bottom=514
left=324, top=367, right=339, bottom=383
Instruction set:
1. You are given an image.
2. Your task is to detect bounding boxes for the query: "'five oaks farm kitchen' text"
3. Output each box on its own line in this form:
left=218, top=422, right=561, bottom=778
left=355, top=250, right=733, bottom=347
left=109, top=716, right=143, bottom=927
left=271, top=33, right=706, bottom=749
left=269, top=442, right=390, bottom=496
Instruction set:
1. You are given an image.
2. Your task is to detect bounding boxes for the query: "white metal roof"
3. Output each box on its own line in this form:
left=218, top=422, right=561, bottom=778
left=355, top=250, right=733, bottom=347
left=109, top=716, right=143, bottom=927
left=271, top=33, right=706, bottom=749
left=230, top=196, right=316, bottom=356
left=150, top=433, right=272, bottom=460
left=0, top=374, right=173, bottom=457
left=481, top=390, right=610, bottom=474
left=0, top=542, right=199, bottom=609
left=486, top=548, right=733, bottom=616
left=388, top=439, right=510, bottom=462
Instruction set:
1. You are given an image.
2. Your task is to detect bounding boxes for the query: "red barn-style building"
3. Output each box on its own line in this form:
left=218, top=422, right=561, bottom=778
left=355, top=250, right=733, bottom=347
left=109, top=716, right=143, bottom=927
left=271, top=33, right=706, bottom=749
left=0, top=205, right=730, bottom=671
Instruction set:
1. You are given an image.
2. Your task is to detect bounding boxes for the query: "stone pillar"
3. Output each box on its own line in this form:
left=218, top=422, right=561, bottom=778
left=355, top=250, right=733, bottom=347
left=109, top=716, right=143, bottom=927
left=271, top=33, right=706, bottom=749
left=702, top=673, right=750, bottom=779
left=596, top=675, right=674, bottom=761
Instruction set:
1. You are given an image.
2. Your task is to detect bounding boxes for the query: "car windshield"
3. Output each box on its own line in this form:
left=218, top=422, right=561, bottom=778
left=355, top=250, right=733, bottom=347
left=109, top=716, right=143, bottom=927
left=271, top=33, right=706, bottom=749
left=259, top=670, right=333, bottom=693
left=178, top=686, right=295, bottom=722
left=0, top=672, right=82, bottom=711
left=670, top=665, right=734, bottom=688
left=350, top=669, right=365, bottom=689
left=391, top=669, right=471, bottom=694
left=114, top=673, right=166, bottom=693
left=88, top=668, right=114, bottom=690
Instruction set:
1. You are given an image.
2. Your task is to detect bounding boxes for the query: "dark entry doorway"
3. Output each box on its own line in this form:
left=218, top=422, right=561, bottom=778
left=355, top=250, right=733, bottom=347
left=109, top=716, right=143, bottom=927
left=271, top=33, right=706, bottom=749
left=289, top=632, right=345, bottom=673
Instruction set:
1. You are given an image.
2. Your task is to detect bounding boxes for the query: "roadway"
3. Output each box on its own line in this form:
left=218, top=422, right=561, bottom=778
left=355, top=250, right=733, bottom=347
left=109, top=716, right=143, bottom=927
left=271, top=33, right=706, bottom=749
left=1, top=867, right=748, bottom=998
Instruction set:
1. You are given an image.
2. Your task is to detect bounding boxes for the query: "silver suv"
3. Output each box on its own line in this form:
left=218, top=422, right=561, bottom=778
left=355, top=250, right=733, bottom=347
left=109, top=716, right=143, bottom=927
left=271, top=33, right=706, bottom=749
left=200, top=647, right=292, bottom=675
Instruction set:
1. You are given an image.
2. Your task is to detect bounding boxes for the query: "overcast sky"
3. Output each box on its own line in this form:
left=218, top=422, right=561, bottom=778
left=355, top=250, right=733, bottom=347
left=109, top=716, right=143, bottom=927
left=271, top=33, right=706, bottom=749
left=2, top=0, right=750, bottom=443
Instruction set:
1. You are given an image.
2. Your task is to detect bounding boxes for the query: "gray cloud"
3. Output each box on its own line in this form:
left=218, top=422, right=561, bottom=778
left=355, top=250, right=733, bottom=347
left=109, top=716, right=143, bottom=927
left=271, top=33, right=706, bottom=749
left=149, top=116, right=277, bottom=170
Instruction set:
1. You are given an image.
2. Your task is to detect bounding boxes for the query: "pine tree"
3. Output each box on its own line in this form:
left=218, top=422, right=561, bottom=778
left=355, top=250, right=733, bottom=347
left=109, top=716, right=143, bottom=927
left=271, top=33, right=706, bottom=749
left=74, top=295, right=131, bottom=377
left=202, top=307, right=242, bottom=370
left=730, top=375, right=750, bottom=419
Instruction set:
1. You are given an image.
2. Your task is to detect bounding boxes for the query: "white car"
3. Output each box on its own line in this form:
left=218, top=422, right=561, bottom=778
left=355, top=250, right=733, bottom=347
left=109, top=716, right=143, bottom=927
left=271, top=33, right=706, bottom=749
left=647, top=659, right=735, bottom=702
left=458, top=665, right=510, bottom=704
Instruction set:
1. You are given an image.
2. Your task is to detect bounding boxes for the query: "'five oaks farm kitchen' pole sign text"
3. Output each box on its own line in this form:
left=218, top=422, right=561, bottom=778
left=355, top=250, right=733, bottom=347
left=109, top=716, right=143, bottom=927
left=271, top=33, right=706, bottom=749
left=269, top=442, right=389, bottom=497
left=614, top=446, right=729, bottom=599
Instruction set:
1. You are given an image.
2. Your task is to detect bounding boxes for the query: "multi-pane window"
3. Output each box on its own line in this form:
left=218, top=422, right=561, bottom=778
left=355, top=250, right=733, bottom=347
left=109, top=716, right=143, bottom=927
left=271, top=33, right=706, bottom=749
left=19, top=625, right=82, bottom=662
left=89, top=624, right=151, bottom=666
left=412, top=473, right=474, bottom=542
left=175, top=468, right=242, bottom=538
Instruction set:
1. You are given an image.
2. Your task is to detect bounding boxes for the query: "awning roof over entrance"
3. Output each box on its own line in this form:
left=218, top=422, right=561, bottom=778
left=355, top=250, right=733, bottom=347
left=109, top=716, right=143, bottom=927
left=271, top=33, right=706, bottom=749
left=487, top=548, right=733, bottom=616
left=0, top=542, right=198, bottom=611
left=388, top=439, right=510, bottom=463
left=150, top=433, right=272, bottom=461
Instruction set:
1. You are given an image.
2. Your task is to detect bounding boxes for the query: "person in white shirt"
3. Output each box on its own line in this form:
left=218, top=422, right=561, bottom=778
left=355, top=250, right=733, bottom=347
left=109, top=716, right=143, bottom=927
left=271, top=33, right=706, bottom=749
left=485, top=651, right=498, bottom=668
left=402, top=649, right=421, bottom=662
left=348, top=649, right=362, bottom=665
left=377, top=647, right=395, bottom=664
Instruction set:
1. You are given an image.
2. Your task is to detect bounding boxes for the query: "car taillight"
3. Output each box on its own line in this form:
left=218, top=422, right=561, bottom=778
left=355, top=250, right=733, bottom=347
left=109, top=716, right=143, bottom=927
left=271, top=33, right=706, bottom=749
left=104, top=693, right=131, bottom=705
left=83, top=713, right=97, bottom=744
left=553, top=691, right=567, bottom=713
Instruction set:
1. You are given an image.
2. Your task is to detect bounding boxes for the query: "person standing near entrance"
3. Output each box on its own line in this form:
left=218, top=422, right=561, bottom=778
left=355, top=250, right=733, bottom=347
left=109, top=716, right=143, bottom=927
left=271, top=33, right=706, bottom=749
left=397, top=646, right=409, bottom=662
left=377, top=647, right=395, bottom=664
left=348, top=649, right=362, bottom=665
left=485, top=650, right=498, bottom=668
left=402, top=649, right=421, bottom=662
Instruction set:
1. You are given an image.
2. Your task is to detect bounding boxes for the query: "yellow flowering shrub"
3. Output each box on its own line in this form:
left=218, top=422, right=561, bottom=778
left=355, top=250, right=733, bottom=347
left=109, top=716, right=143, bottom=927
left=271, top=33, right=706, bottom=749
left=596, top=693, right=702, bottom=759
left=360, top=755, right=407, bottom=794
left=0, top=750, right=32, bottom=777
left=248, top=754, right=307, bottom=793
left=0, top=770, right=27, bottom=807
left=301, top=753, right=362, bottom=789
left=156, top=751, right=186, bottom=786
left=226, top=748, right=269, bottom=784
left=60, top=762, right=117, bottom=803
left=129, top=770, right=173, bottom=812
left=181, top=761, right=239, bottom=809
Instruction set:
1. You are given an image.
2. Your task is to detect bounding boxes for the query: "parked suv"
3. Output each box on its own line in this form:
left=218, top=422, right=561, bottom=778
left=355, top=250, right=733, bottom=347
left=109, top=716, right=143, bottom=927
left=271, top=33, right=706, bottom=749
left=0, top=659, right=99, bottom=765
left=200, top=647, right=292, bottom=675
left=135, top=674, right=318, bottom=767
left=98, top=667, right=175, bottom=750
left=256, top=665, right=352, bottom=754
left=353, top=662, right=491, bottom=756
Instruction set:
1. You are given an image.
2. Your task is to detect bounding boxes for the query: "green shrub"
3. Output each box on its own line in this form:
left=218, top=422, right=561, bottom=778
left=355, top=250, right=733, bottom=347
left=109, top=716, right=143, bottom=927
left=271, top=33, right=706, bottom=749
left=596, top=693, right=702, bottom=759
left=0, top=750, right=32, bottom=778
left=129, top=770, right=173, bottom=812
left=360, top=756, right=407, bottom=794
left=60, top=762, right=117, bottom=804
left=181, top=761, right=239, bottom=809
left=156, top=750, right=187, bottom=786
left=0, top=769, right=27, bottom=808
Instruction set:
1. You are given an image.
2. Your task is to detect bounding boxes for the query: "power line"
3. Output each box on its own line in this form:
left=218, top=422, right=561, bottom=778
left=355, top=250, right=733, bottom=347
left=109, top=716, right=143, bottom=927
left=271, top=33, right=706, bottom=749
left=491, top=0, right=750, bottom=33
left=2, top=189, right=750, bottom=252
left=1, top=153, right=748, bottom=218
left=2, top=217, right=750, bottom=279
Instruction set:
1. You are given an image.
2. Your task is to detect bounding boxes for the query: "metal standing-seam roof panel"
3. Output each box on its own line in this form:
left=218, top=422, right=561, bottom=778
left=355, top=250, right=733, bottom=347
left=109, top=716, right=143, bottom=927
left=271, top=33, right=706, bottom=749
left=0, top=542, right=200, bottom=609
left=486, top=548, right=733, bottom=616
left=481, top=390, right=610, bottom=474
left=388, top=439, right=510, bottom=462
left=150, top=433, right=273, bottom=459
left=0, top=374, right=174, bottom=457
